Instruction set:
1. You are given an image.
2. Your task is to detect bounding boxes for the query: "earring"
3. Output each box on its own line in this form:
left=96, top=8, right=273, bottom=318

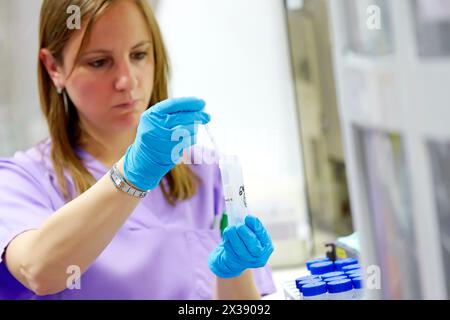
left=62, top=89, right=69, bottom=115
left=57, top=86, right=62, bottom=94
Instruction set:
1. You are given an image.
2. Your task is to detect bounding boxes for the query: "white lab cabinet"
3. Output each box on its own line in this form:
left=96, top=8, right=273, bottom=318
left=329, top=0, right=450, bottom=299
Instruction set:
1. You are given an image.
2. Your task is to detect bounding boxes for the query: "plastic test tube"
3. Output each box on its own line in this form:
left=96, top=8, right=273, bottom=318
left=218, top=155, right=248, bottom=225
left=204, top=124, right=248, bottom=225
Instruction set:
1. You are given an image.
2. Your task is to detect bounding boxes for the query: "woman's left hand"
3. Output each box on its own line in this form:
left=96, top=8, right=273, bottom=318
left=208, top=215, right=274, bottom=278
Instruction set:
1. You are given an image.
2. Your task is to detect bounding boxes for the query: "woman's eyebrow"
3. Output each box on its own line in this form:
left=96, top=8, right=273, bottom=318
left=131, top=40, right=152, bottom=49
left=80, top=40, right=152, bottom=57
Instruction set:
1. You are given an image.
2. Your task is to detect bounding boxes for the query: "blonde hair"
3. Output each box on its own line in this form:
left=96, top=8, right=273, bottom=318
left=38, top=0, right=199, bottom=204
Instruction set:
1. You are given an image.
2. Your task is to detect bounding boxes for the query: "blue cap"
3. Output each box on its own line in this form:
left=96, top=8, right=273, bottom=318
left=306, top=257, right=330, bottom=270
left=327, top=279, right=353, bottom=293
left=323, top=275, right=348, bottom=283
left=342, top=264, right=361, bottom=272
left=296, top=278, right=321, bottom=291
left=295, top=275, right=321, bottom=283
left=345, top=269, right=362, bottom=275
left=298, top=279, right=322, bottom=292
left=321, top=271, right=345, bottom=279
left=310, top=261, right=334, bottom=275
left=334, top=258, right=358, bottom=271
left=352, top=277, right=363, bottom=289
left=348, top=272, right=362, bottom=279
left=301, top=281, right=328, bottom=297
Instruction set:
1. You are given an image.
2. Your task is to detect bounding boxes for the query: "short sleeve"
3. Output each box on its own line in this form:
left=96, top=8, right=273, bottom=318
left=252, top=265, right=277, bottom=297
left=0, top=158, right=54, bottom=264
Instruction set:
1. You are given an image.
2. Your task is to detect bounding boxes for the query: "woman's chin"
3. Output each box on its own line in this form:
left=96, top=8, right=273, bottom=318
left=114, top=113, right=140, bottom=130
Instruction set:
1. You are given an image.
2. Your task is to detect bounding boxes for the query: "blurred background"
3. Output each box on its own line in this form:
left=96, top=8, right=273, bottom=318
left=1, top=0, right=450, bottom=299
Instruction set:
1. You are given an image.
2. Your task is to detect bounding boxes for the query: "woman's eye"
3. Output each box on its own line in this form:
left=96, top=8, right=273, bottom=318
left=88, top=59, right=107, bottom=68
left=132, top=52, right=148, bottom=60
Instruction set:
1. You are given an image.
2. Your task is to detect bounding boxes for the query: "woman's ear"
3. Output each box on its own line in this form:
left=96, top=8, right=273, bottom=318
left=39, top=48, right=65, bottom=90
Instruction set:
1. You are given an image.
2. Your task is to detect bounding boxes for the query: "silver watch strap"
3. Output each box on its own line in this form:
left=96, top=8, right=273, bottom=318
left=109, top=163, right=148, bottom=198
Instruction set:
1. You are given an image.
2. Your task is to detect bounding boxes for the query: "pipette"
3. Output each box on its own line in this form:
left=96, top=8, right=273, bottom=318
left=204, top=124, right=248, bottom=225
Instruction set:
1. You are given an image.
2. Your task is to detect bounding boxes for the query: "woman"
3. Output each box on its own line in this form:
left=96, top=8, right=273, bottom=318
left=0, top=0, right=275, bottom=299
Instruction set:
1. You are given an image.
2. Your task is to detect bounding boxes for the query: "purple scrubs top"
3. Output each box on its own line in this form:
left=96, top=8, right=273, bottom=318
left=0, top=139, right=276, bottom=299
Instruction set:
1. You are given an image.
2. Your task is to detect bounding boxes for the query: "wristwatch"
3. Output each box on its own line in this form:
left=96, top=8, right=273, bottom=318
left=109, top=163, right=148, bottom=198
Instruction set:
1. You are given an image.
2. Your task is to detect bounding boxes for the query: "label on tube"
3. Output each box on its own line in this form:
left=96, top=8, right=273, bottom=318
left=219, top=155, right=247, bottom=225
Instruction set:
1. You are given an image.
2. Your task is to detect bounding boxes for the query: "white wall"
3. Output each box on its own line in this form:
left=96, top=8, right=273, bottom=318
left=0, top=0, right=12, bottom=154
left=156, top=0, right=311, bottom=265
left=0, top=0, right=46, bottom=156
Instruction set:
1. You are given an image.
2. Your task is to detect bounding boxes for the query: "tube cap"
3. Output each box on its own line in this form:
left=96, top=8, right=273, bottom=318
left=327, top=279, right=353, bottom=293
left=295, top=275, right=321, bottom=289
left=302, top=281, right=328, bottom=297
left=310, top=261, right=334, bottom=275
left=323, top=275, right=348, bottom=283
left=342, top=264, right=361, bottom=272
left=348, top=272, right=362, bottom=279
left=297, top=278, right=322, bottom=291
left=334, top=258, right=358, bottom=270
left=345, top=269, right=362, bottom=275
left=305, top=257, right=330, bottom=271
left=352, top=277, right=364, bottom=289
left=321, top=271, right=346, bottom=279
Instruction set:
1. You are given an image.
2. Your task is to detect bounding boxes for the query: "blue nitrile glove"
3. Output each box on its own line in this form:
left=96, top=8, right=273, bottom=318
left=208, top=215, right=274, bottom=278
left=124, top=97, right=210, bottom=191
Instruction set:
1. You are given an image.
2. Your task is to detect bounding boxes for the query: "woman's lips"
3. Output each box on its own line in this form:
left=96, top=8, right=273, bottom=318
left=113, top=99, right=139, bottom=109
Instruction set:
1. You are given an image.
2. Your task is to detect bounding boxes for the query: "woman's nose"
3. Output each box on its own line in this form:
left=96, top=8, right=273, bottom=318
left=114, top=62, right=138, bottom=92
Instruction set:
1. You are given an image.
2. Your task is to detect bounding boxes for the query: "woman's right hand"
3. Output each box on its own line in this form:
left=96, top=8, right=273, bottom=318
left=123, top=97, right=210, bottom=191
